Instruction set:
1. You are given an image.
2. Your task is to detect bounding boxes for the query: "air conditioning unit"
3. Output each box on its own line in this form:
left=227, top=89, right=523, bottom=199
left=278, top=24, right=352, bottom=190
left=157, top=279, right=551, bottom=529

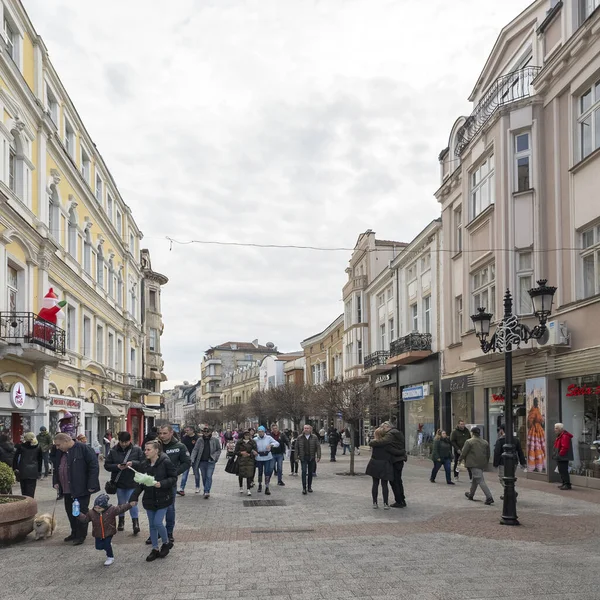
left=537, top=321, right=570, bottom=348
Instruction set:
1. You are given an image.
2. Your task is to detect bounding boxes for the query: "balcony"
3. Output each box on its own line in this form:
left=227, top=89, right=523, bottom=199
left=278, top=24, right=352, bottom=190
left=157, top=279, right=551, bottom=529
left=342, top=275, right=368, bottom=297
left=387, top=333, right=432, bottom=366
left=363, top=351, right=391, bottom=374
left=0, top=312, right=66, bottom=361
left=126, top=376, right=151, bottom=394
left=455, top=66, right=541, bottom=156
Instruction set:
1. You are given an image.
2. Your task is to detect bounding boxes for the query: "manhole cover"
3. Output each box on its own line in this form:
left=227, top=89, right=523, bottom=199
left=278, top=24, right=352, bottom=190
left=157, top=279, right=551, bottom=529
left=243, top=499, right=286, bottom=507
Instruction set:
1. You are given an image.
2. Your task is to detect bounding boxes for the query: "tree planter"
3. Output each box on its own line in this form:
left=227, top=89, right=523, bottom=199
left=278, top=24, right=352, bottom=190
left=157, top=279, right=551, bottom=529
left=0, top=495, right=38, bottom=546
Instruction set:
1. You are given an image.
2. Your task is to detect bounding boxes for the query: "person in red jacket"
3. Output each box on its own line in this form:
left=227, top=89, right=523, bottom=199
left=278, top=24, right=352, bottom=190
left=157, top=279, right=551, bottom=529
left=553, top=423, right=574, bottom=490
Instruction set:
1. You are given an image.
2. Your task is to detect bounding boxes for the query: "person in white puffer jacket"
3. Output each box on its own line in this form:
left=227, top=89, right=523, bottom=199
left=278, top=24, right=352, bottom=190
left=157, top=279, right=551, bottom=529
left=253, top=426, right=279, bottom=495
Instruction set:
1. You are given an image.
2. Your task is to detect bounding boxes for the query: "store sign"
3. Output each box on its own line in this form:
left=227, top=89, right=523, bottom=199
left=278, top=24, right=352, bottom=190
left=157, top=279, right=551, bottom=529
left=375, top=372, right=396, bottom=386
left=491, top=394, right=505, bottom=403
left=566, top=384, right=600, bottom=397
left=442, top=376, right=469, bottom=393
left=402, top=384, right=429, bottom=401
left=10, top=382, right=26, bottom=408
left=49, top=397, right=82, bottom=410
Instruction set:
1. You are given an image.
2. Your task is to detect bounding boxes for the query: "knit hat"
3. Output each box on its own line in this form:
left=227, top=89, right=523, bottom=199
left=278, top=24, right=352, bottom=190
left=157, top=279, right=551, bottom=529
left=94, top=494, right=110, bottom=509
left=39, top=426, right=47, bottom=432
left=257, top=426, right=266, bottom=432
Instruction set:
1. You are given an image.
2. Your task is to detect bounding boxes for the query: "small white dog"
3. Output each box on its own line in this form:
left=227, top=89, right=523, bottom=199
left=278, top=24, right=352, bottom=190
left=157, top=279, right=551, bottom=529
left=33, top=513, right=56, bottom=540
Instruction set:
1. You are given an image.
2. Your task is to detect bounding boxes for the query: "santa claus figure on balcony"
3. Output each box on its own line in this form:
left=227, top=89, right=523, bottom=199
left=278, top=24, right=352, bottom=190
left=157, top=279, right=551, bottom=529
left=32, top=288, right=66, bottom=347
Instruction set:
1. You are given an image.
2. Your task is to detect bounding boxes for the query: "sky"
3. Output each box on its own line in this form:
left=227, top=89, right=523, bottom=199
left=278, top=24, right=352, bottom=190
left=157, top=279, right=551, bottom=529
left=25, top=0, right=532, bottom=387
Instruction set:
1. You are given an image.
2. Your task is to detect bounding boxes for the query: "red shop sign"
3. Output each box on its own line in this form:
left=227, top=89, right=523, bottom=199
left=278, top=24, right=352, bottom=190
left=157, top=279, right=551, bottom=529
left=566, top=384, right=600, bottom=397
left=491, top=394, right=505, bottom=403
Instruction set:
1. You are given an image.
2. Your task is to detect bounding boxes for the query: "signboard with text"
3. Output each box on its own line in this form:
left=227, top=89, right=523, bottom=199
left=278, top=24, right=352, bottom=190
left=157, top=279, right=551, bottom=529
left=49, top=397, right=82, bottom=410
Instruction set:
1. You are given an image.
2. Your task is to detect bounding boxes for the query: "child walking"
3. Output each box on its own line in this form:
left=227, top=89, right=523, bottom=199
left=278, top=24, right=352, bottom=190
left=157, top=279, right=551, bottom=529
left=77, top=493, right=134, bottom=566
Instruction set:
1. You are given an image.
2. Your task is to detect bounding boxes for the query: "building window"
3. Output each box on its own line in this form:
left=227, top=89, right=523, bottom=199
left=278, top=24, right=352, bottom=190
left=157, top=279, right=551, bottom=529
left=470, top=153, right=495, bottom=219
left=380, top=323, right=386, bottom=350
left=580, top=0, right=600, bottom=25
left=117, top=274, right=123, bottom=306
left=66, top=306, right=76, bottom=351
left=357, top=340, right=363, bottom=364
left=95, top=174, right=103, bottom=202
left=116, top=210, right=122, bottom=236
left=581, top=224, right=600, bottom=298
left=421, top=253, right=431, bottom=272
left=423, top=296, right=431, bottom=334
left=344, top=301, right=352, bottom=328
left=4, top=18, right=16, bottom=61
left=130, top=348, right=136, bottom=376
left=83, top=316, right=91, bottom=357
left=516, top=251, right=534, bottom=314
left=81, top=147, right=91, bottom=183
left=345, top=342, right=353, bottom=366
left=407, top=264, right=417, bottom=281
left=377, top=292, right=385, bottom=307
left=129, top=231, right=135, bottom=255
left=389, top=317, right=395, bottom=344
left=107, top=194, right=113, bottom=222
left=65, top=119, right=76, bottom=158
left=8, top=141, right=16, bottom=192
left=96, top=325, right=104, bottom=363
left=46, top=86, right=59, bottom=126
left=514, top=132, right=531, bottom=192
left=149, top=328, right=158, bottom=352
left=108, top=332, right=114, bottom=369
left=410, top=303, right=418, bottom=331
left=386, top=287, right=393, bottom=301
left=455, top=295, right=463, bottom=341
left=149, top=289, right=157, bottom=310
left=472, top=263, right=496, bottom=315
left=356, top=294, right=362, bottom=323
left=7, top=266, right=18, bottom=313
left=455, top=207, right=462, bottom=253
left=578, top=79, right=600, bottom=160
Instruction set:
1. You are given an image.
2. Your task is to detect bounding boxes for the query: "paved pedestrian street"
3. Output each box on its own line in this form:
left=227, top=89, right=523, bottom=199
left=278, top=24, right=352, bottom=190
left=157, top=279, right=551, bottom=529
left=3, top=453, right=600, bottom=600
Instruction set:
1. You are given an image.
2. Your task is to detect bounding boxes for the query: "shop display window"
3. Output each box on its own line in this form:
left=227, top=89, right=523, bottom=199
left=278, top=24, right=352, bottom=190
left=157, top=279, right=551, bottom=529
left=487, top=385, right=527, bottom=457
left=451, top=391, right=473, bottom=425
left=404, top=392, right=435, bottom=457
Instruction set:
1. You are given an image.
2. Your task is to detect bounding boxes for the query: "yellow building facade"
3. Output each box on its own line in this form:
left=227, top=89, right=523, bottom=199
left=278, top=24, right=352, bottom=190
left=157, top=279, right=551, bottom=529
left=0, top=1, right=149, bottom=446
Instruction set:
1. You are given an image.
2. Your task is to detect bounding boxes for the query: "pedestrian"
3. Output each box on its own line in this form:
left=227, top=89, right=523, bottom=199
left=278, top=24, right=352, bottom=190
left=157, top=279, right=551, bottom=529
left=269, top=423, right=289, bottom=486
left=13, top=432, right=42, bottom=497
left=103, top=430, right=113, bottom=458
left=253, top=426, right=279, bottom=495
left=319, top=427, right=326, bottom=444
left=104, top=431, right=144, bottom=535
left=179, top=426, right=199, bottom=495
left=190, top=426, right=221, bottom=499
left=130, top=439, right=177, bottom=561
left=289, top=431, right=299, bottom=475
left=328, top=427, right=341, bottom=462
left=143, top=426, right=158, bottom=446
left=461, top=427, right=494, bottom=505
left=493, top=424, right=526, bottom=500
left=296, top=424, right=321, bottom=495
left=342, top=428, right=351, bottom=455
left=430, top=430, right=455, bottom=485
left=353, top=427, right=361, bottom=455
left=366, top=426, right=394, bottom=509
left=52, top=432, right=100, bottom=545
left=77, top=493, right=134, bottom=566
left=235, top=430, right=258, bottom=495
left=553, top=423, right=574, bottom=490
left=0, top=433, right=15, bottom=467
left=220, top=430, right=226, bottom=450
left=37, top=426, right=53, bottom=478
left=370, top=420, right=407, bottom=508
left=153, top=425, right=190, bottom=547
left=450, top=420, right=472, bottom=481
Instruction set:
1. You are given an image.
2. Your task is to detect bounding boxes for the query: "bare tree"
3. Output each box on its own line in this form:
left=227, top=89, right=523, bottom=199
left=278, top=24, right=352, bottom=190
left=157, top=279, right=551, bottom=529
left=185, top=408, right=223, bottom=430
left=222, top=403, right=248, bottom=429
left=267, top=383, right=311, bottom=431
left=247, top=390, right=277, bottom=428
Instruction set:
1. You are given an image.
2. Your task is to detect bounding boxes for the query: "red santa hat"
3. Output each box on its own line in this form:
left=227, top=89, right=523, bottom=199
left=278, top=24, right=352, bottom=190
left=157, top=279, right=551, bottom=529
left=45, top=288, right=58, bottom=299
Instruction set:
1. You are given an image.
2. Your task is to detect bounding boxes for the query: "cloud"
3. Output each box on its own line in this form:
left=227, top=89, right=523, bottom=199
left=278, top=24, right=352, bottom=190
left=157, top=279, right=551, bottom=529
left=25, top=0, right=532, bottom=386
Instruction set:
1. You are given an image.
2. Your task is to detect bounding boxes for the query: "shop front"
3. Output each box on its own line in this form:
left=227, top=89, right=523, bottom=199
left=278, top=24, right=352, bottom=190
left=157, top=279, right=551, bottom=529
left=0, top=382, right=40, bottom=443
left=484, top=384, right=527, bottom=461
left=127, top=402, right=146, bottom=446
left=47, top=395, right=85, bottom=438
left=371, top=371, right=398, bottom=431
left=94, top=402, right=124, bottom=446
left=441, top=375, right=474, bottom=433
left=402, top=383, right=435, bottom=458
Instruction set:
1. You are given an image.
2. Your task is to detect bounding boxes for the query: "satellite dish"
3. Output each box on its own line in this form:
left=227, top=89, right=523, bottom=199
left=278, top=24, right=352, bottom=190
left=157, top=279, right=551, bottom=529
left=266, top=342, right=275, bottom=349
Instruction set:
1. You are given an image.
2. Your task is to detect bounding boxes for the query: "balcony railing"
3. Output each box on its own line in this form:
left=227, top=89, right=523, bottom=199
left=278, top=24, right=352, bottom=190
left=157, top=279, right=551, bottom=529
left=390, top=333, right=432, bottom=357
left=364, top=351, right=390, bottom=370
left=455, top=66, right=541, bottom=156
left=0, top=312, right=66, bottom=355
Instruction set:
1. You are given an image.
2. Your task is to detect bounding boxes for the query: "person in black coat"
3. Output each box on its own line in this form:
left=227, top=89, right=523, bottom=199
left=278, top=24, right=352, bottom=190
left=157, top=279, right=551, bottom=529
left=130, top=439, right=177, bottom=562
left=104, top=431, right=144, bottom=534
left=13, top=432, right=42, bottom=497
left=0, top=433, right=15, bottom=467
left=367, top=426, right=401, bottom=509
left=328, top=428, right=341, bottom=462
left=52, top=433, right=100, bottom=545
left=494, top=424, right=526, bottom=499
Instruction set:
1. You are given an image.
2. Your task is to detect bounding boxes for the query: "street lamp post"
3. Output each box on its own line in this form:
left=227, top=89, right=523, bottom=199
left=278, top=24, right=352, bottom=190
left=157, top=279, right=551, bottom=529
left=470, top=279, right=556, bottom=526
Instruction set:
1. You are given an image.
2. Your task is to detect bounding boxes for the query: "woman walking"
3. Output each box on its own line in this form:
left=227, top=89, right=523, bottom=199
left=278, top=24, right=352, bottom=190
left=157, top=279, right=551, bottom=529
left=430, top=430, right=455, bottom=484
left=366, top=426, right=395, bottom=509
left=13, top=432, right=42, bottom=497
left=130, top=439, right=177, bottom=561
left=235, top=430, right=257, bottom=495
left=103, top=430, right=113, bottom=458
left=289, top=431, right=298, bottom=475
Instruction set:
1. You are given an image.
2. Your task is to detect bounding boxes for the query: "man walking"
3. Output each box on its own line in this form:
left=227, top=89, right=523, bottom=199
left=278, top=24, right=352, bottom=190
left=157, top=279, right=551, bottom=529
left=269, top=424, right=289, bottom=486
left=450, top=420, right=471, bottom=480
left=328, top=427, right=341, bottom=462
left=461, top=427, right=494, bottom=505
left=190, top=426, right=221, bottom=498
left=179, top=426, right=199, bottom=495
left=52, top=433, right=100, bottom=545
left=553, top=423, right=574, bottom=490
left=296, top=424, right=321, bottom=495
left=370, top=420, right=407, bottom=508
left=493, top=424, right=525, bottom=500
left=37, top=426, right=53, bottom=478
left=155, top=425, right=190, bottom=546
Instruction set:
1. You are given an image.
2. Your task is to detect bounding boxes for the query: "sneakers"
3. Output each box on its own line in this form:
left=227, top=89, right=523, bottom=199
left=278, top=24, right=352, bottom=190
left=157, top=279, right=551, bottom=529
left=104, top=557, right=114, bottom=566
left=373, top=502, right=378, bottom=509
left=383, top=503, right=390, bottom=510
left=247, top=490, right=252, bottom=496
left=239, top=487, right=244, bottom=494
left=484, top=498, right=495, bottom=505
left=177, top=490, right=185, bottom=497
left=465, top=492, right=474, bottom=501
left=195, top=488, right=201, bottom=494
left=204, top=493, right=210, bottom=499
left=146, top=549, right=160, bottom=562
left=264, top=487, right=271, bottom=495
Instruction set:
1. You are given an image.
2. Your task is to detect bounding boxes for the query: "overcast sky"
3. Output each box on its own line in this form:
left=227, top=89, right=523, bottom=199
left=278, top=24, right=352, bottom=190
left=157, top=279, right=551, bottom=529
left=26, top=0, right=531, bottom=387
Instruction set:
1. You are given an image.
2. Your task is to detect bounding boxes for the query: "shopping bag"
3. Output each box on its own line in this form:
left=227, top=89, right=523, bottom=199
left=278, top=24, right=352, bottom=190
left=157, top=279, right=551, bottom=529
left=225, top=456, right=239, bottom=475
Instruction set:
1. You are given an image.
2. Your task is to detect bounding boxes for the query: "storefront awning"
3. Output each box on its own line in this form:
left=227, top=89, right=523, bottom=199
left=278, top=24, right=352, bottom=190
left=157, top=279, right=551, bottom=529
left=94, top=403, right=122, bottom=418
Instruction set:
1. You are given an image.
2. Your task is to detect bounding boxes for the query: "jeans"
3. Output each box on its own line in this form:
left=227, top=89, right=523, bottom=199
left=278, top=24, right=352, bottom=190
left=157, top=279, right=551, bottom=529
left=330, top=445, right=337, bottom=461
left=180, top=467, right=200, bottom=491
left=95, top=535, right=114, bottom=557
left=256, top=459, right=274, bottom=484
left=391, top=461, right=405, bottom=504
left=431, top=459, right=452, bottom=483
left=371, top=478, right=389, bottom=504
left=199, top=461, right=216, bottom=493
left=146, top=508, right=168, bottom=549
left=64, top=494, right=90, bottom=540
left=290, top=454, right=298, bottom=473
left=20, top=479, right=37, bottom=498
left=469, top=467, right=493, bottom=500
left=272, top=454, right=284, bottom=483
left=557, top=460, right=571, bottom=486
left=116, top=487, right=138, bottom=519
left=342, top=443, right=350, bottom=455
left=42, top=450, right=50, bottom=476
left=300, top=458, right=316, bottom=491
left=166, top=487, right=176, bottom=537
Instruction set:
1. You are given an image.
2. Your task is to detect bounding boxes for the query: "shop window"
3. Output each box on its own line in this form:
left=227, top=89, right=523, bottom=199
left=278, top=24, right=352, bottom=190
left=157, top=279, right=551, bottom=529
left=404, top=385, right=435, bottom=458
left=581, top=224, right=600, bottom=298
left=451, top=392, right=473, bottom=425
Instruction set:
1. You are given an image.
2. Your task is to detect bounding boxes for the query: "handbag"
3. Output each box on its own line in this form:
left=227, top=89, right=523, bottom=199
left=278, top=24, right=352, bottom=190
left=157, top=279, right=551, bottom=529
left=225, top=456, right=239, bottom=475
left=105, top=448, right=132, bottom=494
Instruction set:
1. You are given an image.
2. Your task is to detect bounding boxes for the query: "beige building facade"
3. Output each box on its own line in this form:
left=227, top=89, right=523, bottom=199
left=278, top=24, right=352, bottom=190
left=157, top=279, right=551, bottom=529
left=301, top=314, right=344, bottom=386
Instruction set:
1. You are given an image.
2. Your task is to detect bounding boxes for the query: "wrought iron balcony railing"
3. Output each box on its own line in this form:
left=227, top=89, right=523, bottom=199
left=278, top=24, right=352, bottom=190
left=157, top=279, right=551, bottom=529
left=0, top=312, right=66, bottom=355
left=364, top=351, right=390, bottom=370
left=390, top=333, right=432, bottom=357
left=455, top=66, right=541, bottom=156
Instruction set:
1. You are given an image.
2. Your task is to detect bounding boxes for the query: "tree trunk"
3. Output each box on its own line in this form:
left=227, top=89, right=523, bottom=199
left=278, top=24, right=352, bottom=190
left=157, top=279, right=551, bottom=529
left=349, top=422, right=355, bottom=476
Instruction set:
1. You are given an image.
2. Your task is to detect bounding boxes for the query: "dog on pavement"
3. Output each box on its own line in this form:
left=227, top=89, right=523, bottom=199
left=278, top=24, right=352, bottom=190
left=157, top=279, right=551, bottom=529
left=33, top=513, right=56, bottom=540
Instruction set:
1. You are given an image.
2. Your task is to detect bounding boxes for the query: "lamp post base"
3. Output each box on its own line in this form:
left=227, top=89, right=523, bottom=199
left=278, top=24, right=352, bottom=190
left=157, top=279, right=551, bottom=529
left=500, top=516, right=520, bottom=526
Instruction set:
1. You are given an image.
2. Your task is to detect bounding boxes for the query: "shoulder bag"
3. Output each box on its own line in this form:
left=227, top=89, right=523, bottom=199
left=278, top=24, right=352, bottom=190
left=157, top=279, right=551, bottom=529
left=105, top=448, right=132, bottom=494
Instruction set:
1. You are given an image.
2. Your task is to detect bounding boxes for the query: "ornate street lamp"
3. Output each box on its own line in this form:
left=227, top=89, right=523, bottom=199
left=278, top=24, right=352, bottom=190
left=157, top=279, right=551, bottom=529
left=470, top=279, right=556, bottom=526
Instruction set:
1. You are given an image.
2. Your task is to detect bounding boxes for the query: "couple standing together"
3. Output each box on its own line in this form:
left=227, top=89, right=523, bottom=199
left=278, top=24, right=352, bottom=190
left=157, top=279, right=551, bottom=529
left=366, top=421, right=407, bottom=509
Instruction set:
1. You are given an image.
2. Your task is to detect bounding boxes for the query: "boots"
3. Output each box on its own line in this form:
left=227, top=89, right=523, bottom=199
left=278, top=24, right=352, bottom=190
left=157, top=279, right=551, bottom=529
left=132, top=518, right=140, bottom=535
left=117, top=517, right=125, bottom=532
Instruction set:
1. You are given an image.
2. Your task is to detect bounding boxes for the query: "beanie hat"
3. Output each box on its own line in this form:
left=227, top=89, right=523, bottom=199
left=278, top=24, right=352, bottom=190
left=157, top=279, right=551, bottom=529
left=39, top=426, right=47, bottom=432
left=94, top=494, right=110, bottom=509
left=257, top=426, right=266, bottom=432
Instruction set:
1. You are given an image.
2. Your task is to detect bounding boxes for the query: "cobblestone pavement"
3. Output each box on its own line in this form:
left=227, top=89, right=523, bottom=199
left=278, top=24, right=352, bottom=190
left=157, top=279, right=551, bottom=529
left=3, top=450, right=600, bottom=600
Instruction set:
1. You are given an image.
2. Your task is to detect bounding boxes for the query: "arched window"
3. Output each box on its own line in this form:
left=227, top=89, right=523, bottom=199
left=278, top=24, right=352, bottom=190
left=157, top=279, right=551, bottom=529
left=96, top=244, right=104, bottom=288
left=83, top=227, right=92, bottom=275
left=68, top=206, right=77, bottom=258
